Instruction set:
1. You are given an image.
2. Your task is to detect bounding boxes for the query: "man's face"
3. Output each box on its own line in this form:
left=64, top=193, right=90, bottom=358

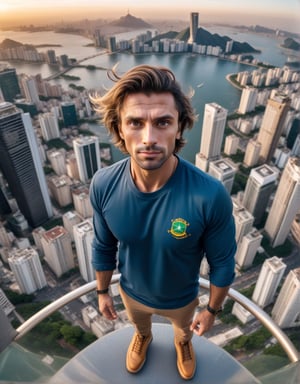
left=119, top=92, right=181, bottom=171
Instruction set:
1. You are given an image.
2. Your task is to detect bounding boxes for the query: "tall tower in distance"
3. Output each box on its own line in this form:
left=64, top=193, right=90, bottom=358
left=0, top=67, right=21, bottom=102
left=264, top=157, right=300, bottom=247
left=242, top=164, right=279, bottom=226
left=0, top=102, right=53, bottom=227
left=272, top=268, right=300, bottom=328
left=256, top=92, right=290, bottom=164
left=188, top=12, right=199, bottom=43
left=195, top=103, right=228, bottom=172
left=252, top=256, right=286, bottom=308
left=73, top=136, right=101, bottom=183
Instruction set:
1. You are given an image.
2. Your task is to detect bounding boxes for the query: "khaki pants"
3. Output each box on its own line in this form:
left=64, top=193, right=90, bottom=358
left=119, top=285, right=199, bottom=343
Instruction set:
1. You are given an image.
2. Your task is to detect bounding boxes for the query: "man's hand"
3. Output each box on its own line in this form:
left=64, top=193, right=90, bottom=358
left=98, top=294, right=118, bottom=320
left=190, top=309, right=216, bottom=336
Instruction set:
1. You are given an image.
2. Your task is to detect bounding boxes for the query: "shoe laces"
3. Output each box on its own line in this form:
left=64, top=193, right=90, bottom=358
left=132, top=334, right=147, bottom=354
left=180, top=342, right=192, bottom=361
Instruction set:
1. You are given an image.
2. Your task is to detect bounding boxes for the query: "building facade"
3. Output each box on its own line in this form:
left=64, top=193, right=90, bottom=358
left=242, top=164, right=278, bottom=226
left=0, top=103, right=52, bottom=227
left=196, top=103, right=228, bottom=171
left=252, top=256, right=286, bottom=308
left=41, top=226, right=74, bottom=278
left=256, top=93, right=290, bottom=164
left=272, top=268, right=300, bottom=328
left=264, top=157, right=300, bottom=247
left=73, top=219, right=95, bottom=282
left=73, top=136, right=101, bottom=183
left=8, top=247, right=47, bottom=294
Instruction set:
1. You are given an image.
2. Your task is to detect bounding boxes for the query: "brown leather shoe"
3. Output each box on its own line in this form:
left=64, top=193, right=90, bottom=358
left=175, top=340, right=196, bottom=380
left=126, top=332, right=153, bottom=373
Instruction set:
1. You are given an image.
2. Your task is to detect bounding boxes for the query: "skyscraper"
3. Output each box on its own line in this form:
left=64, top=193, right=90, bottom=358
left=73, top=219, right=95, bottom=282
left=195, top=103, right=228, bottom=172
left=272, top=268, right=300, bottom=328
left=256, top=93, right=290, bottom=164
left=238, top=87, right=258, bottom=114
left=73, top=136, right=101, bottom=183
left=235, top=229, right=263, bottom=269
left=264, top=157, right=300, bottom=247
left=0, top=103, right=52, bottom=227
left=188, top=12, right=199, bottom=43
left=208, top=159, right=237, bottom=194
left=243, top=139, right=261, bottom=167
left=20, top=75, right=40, bottom=105
left=242, top=164, right=279, bottom=225
left=232, top=202, right=254, bottom=244
left=72, top=185, right=93, bottom=219
left=8, top=248, right=47, bottom=294
left=0, top=68, right=21, bottom=102
left=252, top=256, right=286, bottom=308
left=61, top=102, right=78, bottom=127
left=41, top=226, right=74, bottom=278
left=39, top=112, right=60, bottom=141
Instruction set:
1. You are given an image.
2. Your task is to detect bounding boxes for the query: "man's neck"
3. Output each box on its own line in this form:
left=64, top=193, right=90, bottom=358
left=130, top=156, right=178, bottom=193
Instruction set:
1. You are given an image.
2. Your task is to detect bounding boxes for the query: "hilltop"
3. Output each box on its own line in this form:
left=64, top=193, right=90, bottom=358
left=109, top=13, right=153, bottom=29
left=0, top=38, right=23, bottom=49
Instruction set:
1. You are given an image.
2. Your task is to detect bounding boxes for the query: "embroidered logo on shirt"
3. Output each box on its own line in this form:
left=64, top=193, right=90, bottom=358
left=168, top=218, right=190, bottom=239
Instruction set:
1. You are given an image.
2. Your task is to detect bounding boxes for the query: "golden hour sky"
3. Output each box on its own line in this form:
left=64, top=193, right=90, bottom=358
left=0, top=0, right=299, bottom=32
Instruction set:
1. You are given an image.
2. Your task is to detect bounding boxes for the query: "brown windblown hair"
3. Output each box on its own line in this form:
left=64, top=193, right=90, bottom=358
left=90, top=64, right=197, bottom=154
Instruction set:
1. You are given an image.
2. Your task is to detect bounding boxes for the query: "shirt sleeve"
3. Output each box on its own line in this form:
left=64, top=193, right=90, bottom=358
left=90, top=175, right=118, bottom=271
left=203, top=183, right=236, bottom=287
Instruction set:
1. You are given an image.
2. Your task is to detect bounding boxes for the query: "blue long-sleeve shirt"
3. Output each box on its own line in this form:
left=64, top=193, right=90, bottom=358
left=90, top=156, right=236, bottom=309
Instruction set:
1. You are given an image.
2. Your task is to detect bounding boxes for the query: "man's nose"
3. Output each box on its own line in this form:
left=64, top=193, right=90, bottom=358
left=142, top=124, right=157, bottom=145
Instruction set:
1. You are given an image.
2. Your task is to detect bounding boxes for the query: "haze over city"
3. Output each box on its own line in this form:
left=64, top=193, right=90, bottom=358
left=0, top=0, right=299, bottom=33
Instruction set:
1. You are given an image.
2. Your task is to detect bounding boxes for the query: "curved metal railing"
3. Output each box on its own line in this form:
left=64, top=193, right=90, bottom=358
left=15, top=275, right=299, bottom=363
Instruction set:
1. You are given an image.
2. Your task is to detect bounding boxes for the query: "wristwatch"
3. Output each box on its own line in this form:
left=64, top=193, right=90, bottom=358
left=206, top=303, right=223, bottom=316
left=96, top=288, right=109, bottom=295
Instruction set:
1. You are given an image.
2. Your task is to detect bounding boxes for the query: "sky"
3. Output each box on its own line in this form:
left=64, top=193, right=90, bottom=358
left=0, top=0, right=299, bottom=32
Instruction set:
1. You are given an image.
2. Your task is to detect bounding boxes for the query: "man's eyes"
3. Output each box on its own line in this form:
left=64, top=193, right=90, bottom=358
left=126, top=119, right=172, bottom=128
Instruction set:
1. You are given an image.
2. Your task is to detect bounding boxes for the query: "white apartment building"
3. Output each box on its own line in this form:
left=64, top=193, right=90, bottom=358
left=243, top=139, right=261, bottom=168
left=48, top=149, right=67, bottom=176
left=47, top=175, right=73, bottom=207
left=195, top=103, right=228, bottom=171
left=242, top=164, right=278, bottom=226
left=232, top=203, right=254, bottom=244
left=265, top=157, right=300, bottom=247
left=224, top=134, right=239, bottom=156
left=208, top=158, right=237, bottom=194
left=39, top=112, right=60, bottom=141
left=63, top=211, right=82, bottom=241
left=238, top=86, right=258, bottom=114
left=73, top=219, right=95, bottom=282
left=41, top=226, right=74, bottom=278
left=252, top=256, right=286, bottom=308
left=72, top=186, right=93, bottom=219
left=8, top=248, right=47, bottom=294
left=272, top=268, right=300, bottom=328
left=235, top=229, right=263, bottom=269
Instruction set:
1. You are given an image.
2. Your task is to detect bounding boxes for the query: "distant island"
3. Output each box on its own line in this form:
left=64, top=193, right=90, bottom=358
left=0, top=38, right=61, bottom=50
left=281, top=37, right=300, bottom=51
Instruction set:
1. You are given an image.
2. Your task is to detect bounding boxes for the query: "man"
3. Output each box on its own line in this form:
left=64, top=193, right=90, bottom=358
left=90, top=64, right=236, bottom=380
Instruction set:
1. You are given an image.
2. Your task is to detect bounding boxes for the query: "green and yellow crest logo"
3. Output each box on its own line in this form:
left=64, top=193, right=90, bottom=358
left=168, top=218, right=190, bottom=239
